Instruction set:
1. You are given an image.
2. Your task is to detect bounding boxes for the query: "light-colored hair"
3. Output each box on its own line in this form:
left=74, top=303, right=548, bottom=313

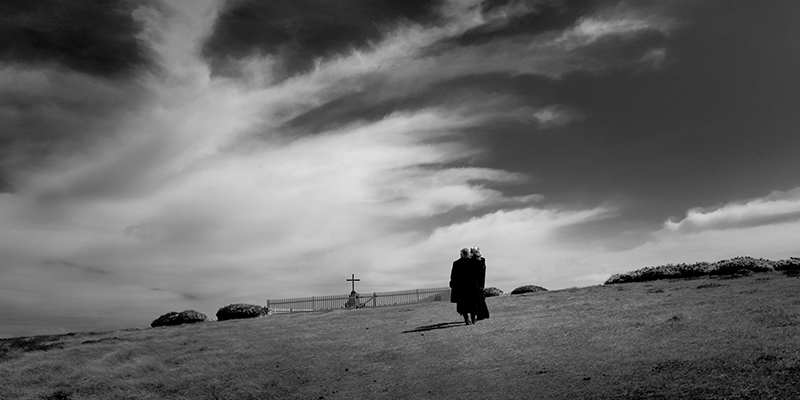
left=460, top=248, right=470, bottom=258
left=470, top=247, right=481, bottom=257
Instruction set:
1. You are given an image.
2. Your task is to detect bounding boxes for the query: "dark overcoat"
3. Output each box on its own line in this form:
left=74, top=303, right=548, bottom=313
left=472, top=256, right=490, bottom=320
left=473, top=256, right=486, bottom=289
left=449, top=257, right=480, bottom=306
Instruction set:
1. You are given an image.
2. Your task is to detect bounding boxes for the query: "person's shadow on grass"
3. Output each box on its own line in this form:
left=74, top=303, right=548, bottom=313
left=401, top=322, right=465, bottom=333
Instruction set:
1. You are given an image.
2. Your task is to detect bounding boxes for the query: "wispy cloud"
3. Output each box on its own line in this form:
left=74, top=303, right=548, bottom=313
left=531, top=105, right=581, bottom=128
left=0, top=0, right=699, bottom=337
left=640, top=47, right=667, bottom=70
left=662, top=188, right=800, bottom=234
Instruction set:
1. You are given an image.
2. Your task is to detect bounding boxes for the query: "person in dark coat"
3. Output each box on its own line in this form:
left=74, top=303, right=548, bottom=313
left=450, top=248, right=481, bottom=325
left=470, top=247, right=490, bottom=322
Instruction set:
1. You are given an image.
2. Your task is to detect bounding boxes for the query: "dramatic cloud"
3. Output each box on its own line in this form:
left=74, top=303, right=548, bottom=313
left=2, top=0, right=799, bottom=337
left=203, top=0, right=445, bottom=79
left=0, top=0, right=153, bottom=77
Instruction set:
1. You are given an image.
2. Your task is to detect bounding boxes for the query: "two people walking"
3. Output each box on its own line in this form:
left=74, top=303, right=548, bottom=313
left=449, top=247, right=490, bottom=325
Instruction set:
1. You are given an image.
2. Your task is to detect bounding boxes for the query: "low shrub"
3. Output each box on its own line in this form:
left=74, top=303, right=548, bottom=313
left=483, top=287, right=503, bottom=297
left=605, top=262, right=711, bottom=284
left=510, top=285, right=548, bottom=295
left=709, top=256, right=775, bottom=275
left=605, top=256, right=798, bottom=285
left=0, top=336, right=64, bottom=362
left=151, top=310, right=208, bottom=328
left=775, top=257, right=800, bottom=271
left=216, top=303, right=269, bottom=321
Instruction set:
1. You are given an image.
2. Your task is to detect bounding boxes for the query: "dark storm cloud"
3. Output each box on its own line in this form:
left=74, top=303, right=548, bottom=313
left=0, top=0, right=155, bottom=189
left=0, top=0, right=154, bottom=77
left=202, top=0, right=443, bottom=79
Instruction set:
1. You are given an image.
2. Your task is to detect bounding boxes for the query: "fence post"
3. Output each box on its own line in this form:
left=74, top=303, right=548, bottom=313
left=312, top=296, right=315, bottom=311
left=416, top=289, right=419, bottom=302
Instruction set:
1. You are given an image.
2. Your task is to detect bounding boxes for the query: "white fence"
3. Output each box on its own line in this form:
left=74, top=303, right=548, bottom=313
left=267, top=287, right=451, bottom=314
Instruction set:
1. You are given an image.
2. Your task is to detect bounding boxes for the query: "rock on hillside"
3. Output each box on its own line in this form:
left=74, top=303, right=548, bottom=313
left=151, top=310, right=208, bottom=328
left=511, top=285, right=548, bottom=295
left=216, top=303, right=269, bottom=321
left=483, top=287, right=503, bottom=297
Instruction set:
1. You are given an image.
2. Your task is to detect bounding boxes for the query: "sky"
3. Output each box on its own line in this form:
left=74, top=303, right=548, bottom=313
left=1, top=0, right=799, bottom=338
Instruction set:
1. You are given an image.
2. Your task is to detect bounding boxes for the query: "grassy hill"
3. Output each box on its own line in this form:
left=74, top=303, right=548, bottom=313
left=2, top=273, right=799, bottom=399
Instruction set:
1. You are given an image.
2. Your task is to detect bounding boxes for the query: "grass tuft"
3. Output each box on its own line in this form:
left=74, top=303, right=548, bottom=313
left=697, top=283, right=727, bottom=289
left=42, top=390, right=72, bottom=400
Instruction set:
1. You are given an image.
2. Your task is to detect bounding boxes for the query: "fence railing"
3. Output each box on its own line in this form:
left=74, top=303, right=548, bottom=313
left=267, top=287, right=451, bottom=314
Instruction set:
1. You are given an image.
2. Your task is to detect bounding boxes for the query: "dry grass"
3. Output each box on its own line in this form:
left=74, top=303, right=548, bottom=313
left=2, top=273, right=800, bottom=399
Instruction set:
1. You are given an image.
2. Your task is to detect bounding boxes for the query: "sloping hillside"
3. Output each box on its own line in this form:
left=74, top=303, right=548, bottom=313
left=2, top=273, right=799, bottom=399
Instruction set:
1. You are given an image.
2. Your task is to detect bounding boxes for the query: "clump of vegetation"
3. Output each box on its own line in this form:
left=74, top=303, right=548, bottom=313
left=720, top=269, right=753, bottom=280
left=605, top=256, right=800, bottom=285
left=0, top=335, right=64, bottom=361
left=775, top=257, right=800, bottom=271
left=483, top=287, right=503, bottom=297
left=709, top=256, right=775, bottom=275
left=784, top=270, right=800, bottom=278
left=42, top=390, right=72, bottom=400
left=151, top=310, right=208, bottom=328
left=510, top=285, right=548, bottom=295
left=216, top=303, right=269, bottom=321
left=697, top=283, right=727, bottom=289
